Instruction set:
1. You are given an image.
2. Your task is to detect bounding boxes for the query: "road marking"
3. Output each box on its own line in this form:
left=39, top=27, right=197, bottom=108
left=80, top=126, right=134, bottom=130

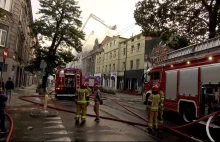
left=44, top=130, right=68, bottom=135
left=44, top=121, right=63, bottom=124
left=44, top=125, right=65, bottom=129
left=46, top=137, right=71, bottom=141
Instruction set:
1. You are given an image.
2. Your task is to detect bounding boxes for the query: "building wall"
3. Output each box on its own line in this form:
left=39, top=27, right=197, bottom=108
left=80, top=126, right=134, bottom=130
left=0, top=0, right=35, bottom=87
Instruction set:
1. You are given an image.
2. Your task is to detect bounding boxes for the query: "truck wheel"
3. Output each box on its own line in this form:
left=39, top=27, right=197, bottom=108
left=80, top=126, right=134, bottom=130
left=182, top=109, right=194, bottom=123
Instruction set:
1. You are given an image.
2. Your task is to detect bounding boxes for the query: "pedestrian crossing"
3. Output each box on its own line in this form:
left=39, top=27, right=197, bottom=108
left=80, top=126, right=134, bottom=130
left=43, top=116, right=71, bottom=142
left=19, top=116, right=71, bottom=142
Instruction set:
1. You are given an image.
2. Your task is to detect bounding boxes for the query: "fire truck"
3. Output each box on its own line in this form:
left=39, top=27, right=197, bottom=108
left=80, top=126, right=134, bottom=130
left=55, top=68, right=82, bottom=99
left=144, top=36, right=220, bottom=122
left=84, top=76, right=99, bottom=92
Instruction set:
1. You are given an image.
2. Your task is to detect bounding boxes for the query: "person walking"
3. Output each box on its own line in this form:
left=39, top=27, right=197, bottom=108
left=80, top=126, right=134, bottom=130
left=5, top=77, right=14, bottom=104
left=93, top=85, right=103, bottom=122
left=0, top=87, right=8, bottom=133
left=147, top=85, right=161, bottom=132
left=75, top=83, right=90, bottom=123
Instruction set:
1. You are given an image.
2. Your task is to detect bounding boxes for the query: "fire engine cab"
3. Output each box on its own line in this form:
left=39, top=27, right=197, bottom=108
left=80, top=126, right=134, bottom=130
left=144, top=36, right=220, bottom=122
left=84, top=76, right=99, bottom=92
left=55, top=68, right=82, bottom=99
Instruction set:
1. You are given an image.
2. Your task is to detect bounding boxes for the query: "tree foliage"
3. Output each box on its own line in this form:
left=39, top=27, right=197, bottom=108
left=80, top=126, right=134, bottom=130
left=25, top=0, right=85, bottom=89
left=134, top=0, right=220, bottom=45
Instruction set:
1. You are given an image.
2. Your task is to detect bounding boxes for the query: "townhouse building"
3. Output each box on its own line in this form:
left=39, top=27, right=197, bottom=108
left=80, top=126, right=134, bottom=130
left=119, top=34, right=145, bottom=91
left=0, top=0, right=35, bottom=87
left=101, top=36, right=126, bottom=90
left=94, top=36, right=111, bottom=85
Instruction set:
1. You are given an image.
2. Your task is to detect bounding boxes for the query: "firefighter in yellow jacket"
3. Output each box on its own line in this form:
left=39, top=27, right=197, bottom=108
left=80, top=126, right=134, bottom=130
left=84, top=82, right=92, bottom=96
left=158, top=87, right=164, bottom=124
left=75, top=83, right=90, bottom=122
left=147, top=85, right=161, bottom=131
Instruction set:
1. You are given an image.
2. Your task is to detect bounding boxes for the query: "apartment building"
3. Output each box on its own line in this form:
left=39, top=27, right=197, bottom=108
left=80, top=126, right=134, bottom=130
left=102, top=36, right=126, bottom=90
left=94, top=36, right=111, bottom=85
left=119, top=34, right=145, bottom=91
left=82, top=39, right=100, bottom=76
left=0, top=0, right=35, bottom=87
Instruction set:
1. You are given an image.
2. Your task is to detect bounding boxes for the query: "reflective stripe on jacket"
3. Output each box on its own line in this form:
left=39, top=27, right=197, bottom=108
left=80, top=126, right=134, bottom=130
left=148, top=94, right=161, bottom=111
left=76, top=89, right=89, bottom=104
left=159, top=90, right=165, bottom=107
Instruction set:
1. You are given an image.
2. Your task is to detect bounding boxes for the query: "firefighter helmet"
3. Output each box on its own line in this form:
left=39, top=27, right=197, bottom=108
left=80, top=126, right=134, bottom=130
left=83, top=82, right=88, bottom=87
left=152, top=85, right=159, bottom=92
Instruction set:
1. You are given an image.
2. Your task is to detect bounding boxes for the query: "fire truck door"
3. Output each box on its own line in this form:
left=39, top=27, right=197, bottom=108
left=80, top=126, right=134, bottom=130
left=64, top=75, right=75, bottom=94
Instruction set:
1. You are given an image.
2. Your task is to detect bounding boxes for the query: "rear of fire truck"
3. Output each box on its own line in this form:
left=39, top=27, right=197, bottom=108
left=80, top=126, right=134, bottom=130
left=55, top=68, right=82, bottom=99
left=143, top=37, right=220, bottom=123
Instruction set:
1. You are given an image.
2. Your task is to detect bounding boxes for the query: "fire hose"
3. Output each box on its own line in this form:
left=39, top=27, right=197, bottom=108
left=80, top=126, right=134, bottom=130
left=5, top=92, right=220, bottom=142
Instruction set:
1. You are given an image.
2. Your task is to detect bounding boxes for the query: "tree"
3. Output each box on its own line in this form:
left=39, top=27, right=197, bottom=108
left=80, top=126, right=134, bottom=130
left=26, top=0, right=85, bottom=91
left=134, top=0, right=220, bottom=45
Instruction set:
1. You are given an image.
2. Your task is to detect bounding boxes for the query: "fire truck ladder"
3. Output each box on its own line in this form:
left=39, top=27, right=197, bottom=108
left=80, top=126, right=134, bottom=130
left=164, top=36, right=220, bottom=64
left=76, top=71, right=81, bottom=90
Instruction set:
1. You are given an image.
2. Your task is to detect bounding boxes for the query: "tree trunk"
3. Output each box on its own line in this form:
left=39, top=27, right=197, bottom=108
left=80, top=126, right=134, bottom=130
left=42, top=72, right=49, bottom=92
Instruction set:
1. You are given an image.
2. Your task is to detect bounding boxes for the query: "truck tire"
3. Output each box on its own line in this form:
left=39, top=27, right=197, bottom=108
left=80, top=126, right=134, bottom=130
left=182, top=109, right=194, bottom=123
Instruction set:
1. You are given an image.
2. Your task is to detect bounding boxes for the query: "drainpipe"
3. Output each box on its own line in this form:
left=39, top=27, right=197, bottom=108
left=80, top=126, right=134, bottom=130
left=124, top=42, right=128, bottom=90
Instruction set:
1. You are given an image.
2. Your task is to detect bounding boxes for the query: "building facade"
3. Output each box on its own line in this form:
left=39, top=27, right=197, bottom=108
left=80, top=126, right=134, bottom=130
left=94, top=36, right=112, bottom=86
left=121, top=34, right=145, bottom=92
left=101, top=36, right=126, bottom=90
left=82, top=38, right=101, bottom=77
left=0, top=0, right=35, bottom=87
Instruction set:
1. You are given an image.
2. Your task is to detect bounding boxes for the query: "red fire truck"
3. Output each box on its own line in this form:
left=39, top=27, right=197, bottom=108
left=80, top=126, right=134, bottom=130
left=144, top=37, right=220, bottom=122
left=55, top=68, right=82, bottom=99
left=84, top=76, right=99, bottom=92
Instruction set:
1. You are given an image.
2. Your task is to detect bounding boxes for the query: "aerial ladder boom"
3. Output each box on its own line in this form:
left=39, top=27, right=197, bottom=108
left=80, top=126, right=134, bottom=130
left=81, top=13, right=117, bottom=31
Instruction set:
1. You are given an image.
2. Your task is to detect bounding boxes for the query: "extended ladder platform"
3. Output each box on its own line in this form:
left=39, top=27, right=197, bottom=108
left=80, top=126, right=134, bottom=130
left=164, top=36, right=220, bottom=64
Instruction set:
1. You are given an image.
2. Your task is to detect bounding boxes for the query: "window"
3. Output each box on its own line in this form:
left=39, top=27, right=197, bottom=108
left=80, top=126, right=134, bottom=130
left=131, top=46, right=134, bottom=53
left=123, top=48, right=126, bottom=55
left=0, top=62, right=7, bottom=72
left=110, top=52, right=112, bottom=59
left=113, top=64, right=115, bottom=71
left=106, top=53, right=108, bottom=59
left=105, top=65, right=107, bottom=72
left=0, top=29, right=7, bottom=47
left=114, top=50, right=116, bottom=57
left=137, top=43, right=140, bottom=52
left=137, top=35, right=141, bottom=40
left=103, top=66, right=104, bottom=72
left=130, top=60, right=133, bottom=70
left=122, top=62, right=125, bottom=70
left=99, top=67, right=100, bottom=72
left=110, top=42, right=112, bottom=47
left=154, top=72, right=160, bottom=80
left=136, top=59, right=140, bottom=69
left=131, top=38, right=134, bottom=42
left=114, top=40, right=116, bottom=45
left=0, top=0, right=11, bottom=11
left=109, top=64, right=111, bottom=71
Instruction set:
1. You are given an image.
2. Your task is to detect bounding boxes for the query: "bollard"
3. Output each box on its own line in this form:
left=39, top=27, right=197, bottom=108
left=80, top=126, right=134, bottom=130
left=43, top=94, right=50, bottom=113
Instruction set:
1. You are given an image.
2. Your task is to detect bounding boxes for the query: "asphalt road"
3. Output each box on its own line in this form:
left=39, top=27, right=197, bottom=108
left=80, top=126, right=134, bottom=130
left=2, top=86, right=219, bottom=142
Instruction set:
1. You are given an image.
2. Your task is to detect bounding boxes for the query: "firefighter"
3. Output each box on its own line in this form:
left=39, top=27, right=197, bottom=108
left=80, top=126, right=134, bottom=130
left=75, top=83, right=90, bottom=123
left=147, top=85, right=161, bottom=132
left=158, top=87, right=165, bottom=124
left=84, top=82, right=92, bottom=96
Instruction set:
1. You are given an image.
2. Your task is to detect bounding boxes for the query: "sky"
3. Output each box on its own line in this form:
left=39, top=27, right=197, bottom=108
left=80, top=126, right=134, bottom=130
left=30, top=0, right=142, bottom=52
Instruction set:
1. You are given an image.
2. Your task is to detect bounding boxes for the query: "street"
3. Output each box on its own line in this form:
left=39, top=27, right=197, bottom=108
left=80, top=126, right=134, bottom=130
left=1, top=86, right=219, bottom=142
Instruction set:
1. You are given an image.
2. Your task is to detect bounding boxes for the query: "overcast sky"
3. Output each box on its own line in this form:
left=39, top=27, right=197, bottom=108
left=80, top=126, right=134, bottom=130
left=30, top=0, right=142, bottom=51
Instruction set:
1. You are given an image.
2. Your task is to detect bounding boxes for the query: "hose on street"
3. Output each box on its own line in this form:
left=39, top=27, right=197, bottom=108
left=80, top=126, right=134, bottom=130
left=18, top=95, right=211, bottom=142
left=5, top=113, right=13, bottom=142
left=5, top=90, right=218, bottom=142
